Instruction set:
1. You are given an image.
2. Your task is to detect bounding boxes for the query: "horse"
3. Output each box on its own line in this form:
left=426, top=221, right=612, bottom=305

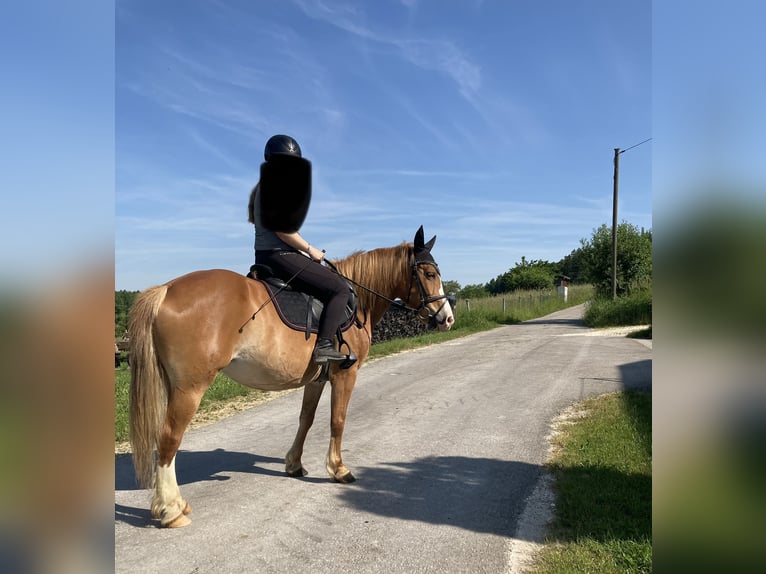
left=128, top=226, right=454, bottom=527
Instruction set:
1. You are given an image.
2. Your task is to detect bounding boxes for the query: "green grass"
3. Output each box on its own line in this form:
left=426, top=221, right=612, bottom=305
left=459, top=285, right=594, bottom=324
left=584, top=290, right=652, bottom=327
left=534, top=391, right=652, bottom=573
left=114, top=368, right=130, bottom=442
left=114, top=367, right=269, bottom=443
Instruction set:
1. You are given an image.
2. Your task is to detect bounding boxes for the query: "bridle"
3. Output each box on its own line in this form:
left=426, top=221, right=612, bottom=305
left=409, top=259, right=451, bottom=327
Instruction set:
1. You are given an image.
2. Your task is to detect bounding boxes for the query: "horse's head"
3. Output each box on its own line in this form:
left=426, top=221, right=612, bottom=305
left=405, top=226, right=455, bottom=332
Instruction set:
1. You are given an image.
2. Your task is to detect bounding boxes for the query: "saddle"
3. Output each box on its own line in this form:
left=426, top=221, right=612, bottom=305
left=246, top=263, right=358, bottom=340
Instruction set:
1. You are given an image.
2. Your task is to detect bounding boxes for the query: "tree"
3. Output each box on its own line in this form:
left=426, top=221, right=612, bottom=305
left=581, top=222, right=652, bottom=297
left=559, top=246, right=589, bottom=284
left=459, top=284, right=490, bottom=299
left=441, top=280, right=461, bottom=296
left=115, top=290, right=140, bottom=338
left=486, top=256, right=556, bottom=295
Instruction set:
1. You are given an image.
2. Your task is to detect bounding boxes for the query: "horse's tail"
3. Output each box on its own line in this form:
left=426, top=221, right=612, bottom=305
left=128, top=284, right=170, bottom=488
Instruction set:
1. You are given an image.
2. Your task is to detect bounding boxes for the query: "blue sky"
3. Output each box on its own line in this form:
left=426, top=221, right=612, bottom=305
left=1, top=1, right=114, bottom=287
left=115, top=0, right=651, bottom=290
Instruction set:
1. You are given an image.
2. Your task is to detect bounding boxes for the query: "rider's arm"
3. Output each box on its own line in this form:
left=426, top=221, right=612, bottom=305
left=275, top=231, right=325, bottom=262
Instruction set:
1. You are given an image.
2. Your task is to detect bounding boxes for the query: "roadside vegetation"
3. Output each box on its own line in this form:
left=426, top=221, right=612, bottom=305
left=533, top=391, right=652, bottom=573
left=584, top=289, right=652, bottom=328
left=115, top=368, right=258, bottom=444
left=369, top=284, right=593, bottom=360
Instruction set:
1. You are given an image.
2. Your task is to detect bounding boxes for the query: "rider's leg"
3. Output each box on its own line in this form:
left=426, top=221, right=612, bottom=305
left=262, top=251, right=349, bottom=363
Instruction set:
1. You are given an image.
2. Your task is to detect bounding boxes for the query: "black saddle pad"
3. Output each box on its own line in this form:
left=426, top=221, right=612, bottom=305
left=247, top=270, right=357, bottom=337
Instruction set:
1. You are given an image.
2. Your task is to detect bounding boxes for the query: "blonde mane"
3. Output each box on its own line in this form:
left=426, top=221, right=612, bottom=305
left=332, top=242, right=413, bottom=325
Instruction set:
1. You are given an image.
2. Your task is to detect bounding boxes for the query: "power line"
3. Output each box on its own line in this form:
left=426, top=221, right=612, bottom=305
left=619, top=137, right=652, bottom=154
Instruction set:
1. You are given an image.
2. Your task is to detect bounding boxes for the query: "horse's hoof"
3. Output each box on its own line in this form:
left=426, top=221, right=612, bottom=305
left=335, top=471, right=356, bottom=484
left=286, top=466, right=308, bottom=478
left=163, top=512, right=192, bottom=528
left=183, top=502, right=192, bottom=515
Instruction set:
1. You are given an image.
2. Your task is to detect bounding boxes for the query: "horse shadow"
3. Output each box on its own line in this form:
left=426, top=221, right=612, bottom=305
left=114, top=502, right=152, bottom=528
left=115, top=451, right=545, bottom=535
left=115, top=450, right=650, bottom=540
left=336, top=454, right=650, bottom=541
left=115, top=449, right=288, bottom=491
left=337, top=456, right=542, bottom=538
left=115, top=449, right=302, bottom=526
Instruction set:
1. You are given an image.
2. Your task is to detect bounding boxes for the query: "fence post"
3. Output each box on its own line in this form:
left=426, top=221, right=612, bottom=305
left=502, top=298, right=506, bottom=315
left=465, top=299, right=471, bottom=313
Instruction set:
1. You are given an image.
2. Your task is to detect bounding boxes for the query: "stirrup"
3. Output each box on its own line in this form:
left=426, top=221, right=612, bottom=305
left=339, top=352, right=357, bottom=370
left=337, top=338, right=357, bottom=369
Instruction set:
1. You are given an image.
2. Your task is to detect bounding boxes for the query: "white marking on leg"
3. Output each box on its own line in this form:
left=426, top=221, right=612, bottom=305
left=156, top=456, right=178, bottom=492
left=153, top=456, right=184, bottom=519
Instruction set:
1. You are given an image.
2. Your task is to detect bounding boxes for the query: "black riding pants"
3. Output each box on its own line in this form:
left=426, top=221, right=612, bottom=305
left=256, top=250, right=348, bottom=340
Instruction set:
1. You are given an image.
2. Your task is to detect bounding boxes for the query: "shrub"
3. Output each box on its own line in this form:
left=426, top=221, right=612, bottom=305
left=584, top=290, right=652, bottom=327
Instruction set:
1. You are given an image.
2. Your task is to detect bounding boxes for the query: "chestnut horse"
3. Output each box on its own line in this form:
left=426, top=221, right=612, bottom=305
left=128, top=226, right=454, bottom=527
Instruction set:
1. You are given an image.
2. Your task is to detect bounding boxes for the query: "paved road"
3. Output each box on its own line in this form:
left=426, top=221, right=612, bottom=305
left=115, top=304, right=651, bottom=573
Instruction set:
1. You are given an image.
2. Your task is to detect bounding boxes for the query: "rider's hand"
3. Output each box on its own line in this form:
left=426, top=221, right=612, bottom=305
left=307, top=245, right=325, bottom=262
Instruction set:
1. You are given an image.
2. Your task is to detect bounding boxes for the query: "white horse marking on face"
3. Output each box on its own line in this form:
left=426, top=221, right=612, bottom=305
left=434, top=283, right=455, bottom=330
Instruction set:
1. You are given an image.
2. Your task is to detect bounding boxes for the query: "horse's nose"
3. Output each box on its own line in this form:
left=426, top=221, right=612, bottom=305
left=445, top=314, right=454, bottom=328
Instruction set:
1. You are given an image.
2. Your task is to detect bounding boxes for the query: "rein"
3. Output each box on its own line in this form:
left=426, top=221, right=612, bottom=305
left=323, top=259, right=416, bottom=312
left=324, top=255, right=450, bottom=323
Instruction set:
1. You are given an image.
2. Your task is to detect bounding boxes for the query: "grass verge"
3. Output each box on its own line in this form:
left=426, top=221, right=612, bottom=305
left=534, top=391, right=652, bottom=573
left=114, top=368, right=266, bottom=443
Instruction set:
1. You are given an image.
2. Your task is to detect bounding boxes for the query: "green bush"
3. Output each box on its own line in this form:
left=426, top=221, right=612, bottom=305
left=581, top=222, right=652, bottom=298
left=584, top=290, right=652, bottom=327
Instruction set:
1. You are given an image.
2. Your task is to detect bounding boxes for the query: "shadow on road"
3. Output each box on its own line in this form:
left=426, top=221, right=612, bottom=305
left=520, top=317, right=587, bottom=327
left=335, top=449, right=648, bottom=541
left=115, top=503, right=152, bottom=528
left=115, top=449, right=285, bottom=491
left=115, top=449, right=291, bottom=527
left=619, top=359, right=652, bottom=392
left=337, top=456, right=541, bottom=538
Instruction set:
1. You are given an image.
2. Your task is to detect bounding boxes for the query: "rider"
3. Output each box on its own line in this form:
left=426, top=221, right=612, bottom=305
left=248, top=134, right=349, bottom=364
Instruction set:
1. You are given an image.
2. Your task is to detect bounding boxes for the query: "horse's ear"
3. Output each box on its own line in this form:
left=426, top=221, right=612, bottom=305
left=414, top=225, right=425, bottom=249
left=424, top=234, right=436, bottom=252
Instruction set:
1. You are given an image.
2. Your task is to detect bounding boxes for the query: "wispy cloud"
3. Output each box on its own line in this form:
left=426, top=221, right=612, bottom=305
left=398, top=38, right=481, bottom=98
left=292, top=0, right=480, bottom=98
left=289, top=0, right=549, bottom=151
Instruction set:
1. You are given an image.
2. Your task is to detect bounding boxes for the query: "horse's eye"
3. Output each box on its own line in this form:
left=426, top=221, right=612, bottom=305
left=426, top=272, right=436, bottom=280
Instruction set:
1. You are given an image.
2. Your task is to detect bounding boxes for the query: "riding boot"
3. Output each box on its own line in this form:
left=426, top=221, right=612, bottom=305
left=313, top=337, right=347, bottom=364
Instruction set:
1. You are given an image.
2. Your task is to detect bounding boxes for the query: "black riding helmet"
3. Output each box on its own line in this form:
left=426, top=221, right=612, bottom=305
left=264, top=134, right=302, bottom=161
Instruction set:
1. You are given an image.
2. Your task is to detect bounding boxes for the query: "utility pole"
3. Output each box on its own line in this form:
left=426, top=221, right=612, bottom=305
left=612, top=148, right=620, bottom=300
left=610, top=137, right=651, bottom=301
